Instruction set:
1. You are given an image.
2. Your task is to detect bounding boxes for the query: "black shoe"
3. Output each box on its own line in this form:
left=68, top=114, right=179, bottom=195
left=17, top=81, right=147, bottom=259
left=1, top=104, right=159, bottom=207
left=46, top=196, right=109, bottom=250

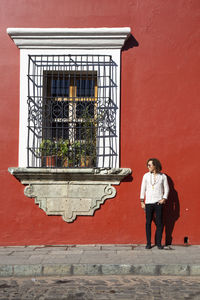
left=157, top=245, right=164, bottom=249
left=145, top=245, right=151, bottom=249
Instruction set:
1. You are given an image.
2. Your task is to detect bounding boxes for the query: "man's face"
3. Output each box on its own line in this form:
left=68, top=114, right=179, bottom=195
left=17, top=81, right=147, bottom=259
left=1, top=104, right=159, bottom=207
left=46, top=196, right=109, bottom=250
left=147, top=160, right=156, bottom=173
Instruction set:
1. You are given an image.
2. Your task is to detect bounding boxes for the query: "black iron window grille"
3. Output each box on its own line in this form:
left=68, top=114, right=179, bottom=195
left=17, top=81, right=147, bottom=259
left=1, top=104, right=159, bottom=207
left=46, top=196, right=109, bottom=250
left=27, top=55, right=118, bottom=168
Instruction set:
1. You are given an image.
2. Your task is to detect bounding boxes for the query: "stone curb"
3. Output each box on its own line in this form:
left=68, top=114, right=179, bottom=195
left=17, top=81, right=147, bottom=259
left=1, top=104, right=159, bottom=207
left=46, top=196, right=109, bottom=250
left=0, top=264, right=200, bottom=277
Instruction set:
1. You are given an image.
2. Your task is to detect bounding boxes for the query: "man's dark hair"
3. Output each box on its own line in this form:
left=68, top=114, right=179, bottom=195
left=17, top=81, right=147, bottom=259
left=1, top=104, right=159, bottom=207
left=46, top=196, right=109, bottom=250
left=147, top=158, right=162, bottom=172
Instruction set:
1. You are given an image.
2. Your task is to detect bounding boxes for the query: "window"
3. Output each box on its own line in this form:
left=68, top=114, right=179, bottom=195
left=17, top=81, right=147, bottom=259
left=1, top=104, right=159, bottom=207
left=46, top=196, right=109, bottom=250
left=8, top=28, right=132, bottom=222
left=27, top=55, right=118, bottom=168
left=7, top=27, right=131, bottom=169
left=44, top=71, right=97, bottom=140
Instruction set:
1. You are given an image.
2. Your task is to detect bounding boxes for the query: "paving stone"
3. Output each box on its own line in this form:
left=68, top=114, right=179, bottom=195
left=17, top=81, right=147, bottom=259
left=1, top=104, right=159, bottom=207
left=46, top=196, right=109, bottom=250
left=131, top=264, right=157, bottom=275
left=43, top=264, right=72, bottom=276
left=42, top=255, right=80, bottom=264
left=79, top=253, right=118, bottom=264
left=190, top=264, right=200, bottom=276
left=74, top=245, right=102, bottom=250
left=159, top=264, right=189, bottom=276
left=26, top=255, right=44, bottom=263
left=35, top=246, right=67, bottom=250
left=73, top=264, right=101, bottom=275
left=101, top=264, right=132, bottom=275
left=29, top=250, right=50, bottom=254
left=9, top=252, right=32, bottom=257
left=102, top=246, right=133, bottom=251
left=0, top=257, right=29, bottom=265
left=0, top=265, right=13, bottom=277
left=13, top=264, right=42, bottom=277
left=65, top=249, right=83, bottom=254
left=55, top=256, right=82, bottom=264
left=116, top=250, right=134, bottom=255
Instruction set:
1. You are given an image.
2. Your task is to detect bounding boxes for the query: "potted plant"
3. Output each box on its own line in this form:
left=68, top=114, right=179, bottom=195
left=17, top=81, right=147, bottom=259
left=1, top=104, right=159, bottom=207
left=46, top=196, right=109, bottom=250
left=81, top=141, right=96, bottom=167
left=57, top=139, right=73, bottom=167
left=72, top=139, right=96, bottom=168
left=76, top=108, right=97, bottom=167
left=39, top=139, right=57, bottom=167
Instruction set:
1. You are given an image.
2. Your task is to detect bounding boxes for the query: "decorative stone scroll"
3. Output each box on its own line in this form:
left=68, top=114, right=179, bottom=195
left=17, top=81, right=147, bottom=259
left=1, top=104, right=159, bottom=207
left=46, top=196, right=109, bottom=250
left=8, top=168, right=132, bottom=223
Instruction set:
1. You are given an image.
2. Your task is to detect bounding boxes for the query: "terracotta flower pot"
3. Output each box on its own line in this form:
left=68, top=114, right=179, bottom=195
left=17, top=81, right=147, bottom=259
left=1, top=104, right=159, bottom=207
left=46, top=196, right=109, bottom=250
left=42, top=156, right=56, bottom=167
left=80, top=155, right=93, bottom=167
left=62, top=158, right=73, bottom=167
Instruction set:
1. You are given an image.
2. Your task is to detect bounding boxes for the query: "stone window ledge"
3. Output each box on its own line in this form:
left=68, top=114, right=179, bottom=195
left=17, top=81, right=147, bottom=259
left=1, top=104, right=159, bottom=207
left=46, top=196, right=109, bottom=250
left=8, top=167, right=132, bottom=223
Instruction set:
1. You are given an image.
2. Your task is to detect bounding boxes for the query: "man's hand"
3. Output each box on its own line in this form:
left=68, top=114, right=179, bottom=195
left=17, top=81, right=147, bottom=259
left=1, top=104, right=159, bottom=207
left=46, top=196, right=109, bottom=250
left=158, top=199, right=166, bottom=205
left=141, top=201, right=145, bottom=209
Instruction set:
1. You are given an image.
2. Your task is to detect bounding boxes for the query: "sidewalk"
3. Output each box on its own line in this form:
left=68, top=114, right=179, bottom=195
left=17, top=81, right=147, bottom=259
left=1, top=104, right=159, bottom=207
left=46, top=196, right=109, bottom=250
left=0, top=244, right=200, bottom=277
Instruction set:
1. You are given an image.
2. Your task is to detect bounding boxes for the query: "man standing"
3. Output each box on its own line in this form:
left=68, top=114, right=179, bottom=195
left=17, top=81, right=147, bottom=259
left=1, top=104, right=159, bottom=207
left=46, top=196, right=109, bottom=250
left=140, top=158, right=169, bottom=249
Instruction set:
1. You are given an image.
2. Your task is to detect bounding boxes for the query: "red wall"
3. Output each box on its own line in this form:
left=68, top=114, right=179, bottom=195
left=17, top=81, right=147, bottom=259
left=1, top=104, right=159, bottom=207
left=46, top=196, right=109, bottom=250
left=0, top=0, right=200, bottom=245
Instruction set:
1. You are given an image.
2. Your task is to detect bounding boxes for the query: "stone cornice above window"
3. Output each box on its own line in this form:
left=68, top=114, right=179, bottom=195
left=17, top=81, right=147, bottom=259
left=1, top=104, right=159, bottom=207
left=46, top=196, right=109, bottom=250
left=7, top=27, right=131, bottom=49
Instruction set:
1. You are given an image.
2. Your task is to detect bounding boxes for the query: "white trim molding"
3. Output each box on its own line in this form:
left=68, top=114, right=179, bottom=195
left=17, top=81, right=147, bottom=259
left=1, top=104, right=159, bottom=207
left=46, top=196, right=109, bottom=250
left=7, top=27, right=131, bottom=49
left=18, top=48, right=121, bottom=168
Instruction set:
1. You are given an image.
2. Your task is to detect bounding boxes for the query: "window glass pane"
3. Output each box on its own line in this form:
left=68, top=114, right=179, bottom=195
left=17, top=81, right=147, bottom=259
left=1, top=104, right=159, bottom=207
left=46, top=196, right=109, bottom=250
left=51, top=79, right=69, bottom=97
left=76, top=79, right=95, bottom=97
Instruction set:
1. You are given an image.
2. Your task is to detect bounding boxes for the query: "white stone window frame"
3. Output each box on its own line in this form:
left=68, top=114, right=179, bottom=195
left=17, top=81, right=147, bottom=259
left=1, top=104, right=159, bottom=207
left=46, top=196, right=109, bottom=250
left=7, top=28, right=132, bottom=223
left=7, top=27, right=131, bottom=169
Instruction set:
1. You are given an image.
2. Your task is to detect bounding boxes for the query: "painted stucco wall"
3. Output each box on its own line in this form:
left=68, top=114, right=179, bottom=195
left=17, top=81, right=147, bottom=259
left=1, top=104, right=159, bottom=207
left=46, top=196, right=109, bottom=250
left=0, top=0, right=199, bottom=245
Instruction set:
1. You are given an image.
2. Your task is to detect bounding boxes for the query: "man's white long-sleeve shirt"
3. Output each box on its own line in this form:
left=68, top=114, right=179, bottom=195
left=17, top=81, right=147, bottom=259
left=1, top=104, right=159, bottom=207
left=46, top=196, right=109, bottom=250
left=140, top=172, right=169, bottom=204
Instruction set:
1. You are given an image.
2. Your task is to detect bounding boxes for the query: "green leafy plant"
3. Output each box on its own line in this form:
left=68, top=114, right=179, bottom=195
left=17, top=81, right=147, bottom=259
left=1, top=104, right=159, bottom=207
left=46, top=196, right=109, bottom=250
left=71, top=141, right=84, bottom=165
left=57, top=139, right=70, bottom=158
left=39, top=139, right=57, bottom=156
left=39, top=139, right=57, bottom=167
left=70, top=107, right=97, bottom=167
left=56, top=139, right=73, bottom=167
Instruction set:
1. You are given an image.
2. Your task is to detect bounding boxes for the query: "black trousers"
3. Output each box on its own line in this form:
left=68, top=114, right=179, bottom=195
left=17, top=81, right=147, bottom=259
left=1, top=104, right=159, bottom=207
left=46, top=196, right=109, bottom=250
left=145, top=203, right=163, bottom=246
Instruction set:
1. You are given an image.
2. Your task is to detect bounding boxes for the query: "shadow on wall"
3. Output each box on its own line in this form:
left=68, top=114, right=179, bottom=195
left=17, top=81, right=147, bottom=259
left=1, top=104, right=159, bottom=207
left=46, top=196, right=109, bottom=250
left=163, top=175, right=180, bottom=245
left=121, top=36, right=179, bottom=245
left=121, top=174, right=133, bottom=182
left=122, top=34, right=139, bottom=51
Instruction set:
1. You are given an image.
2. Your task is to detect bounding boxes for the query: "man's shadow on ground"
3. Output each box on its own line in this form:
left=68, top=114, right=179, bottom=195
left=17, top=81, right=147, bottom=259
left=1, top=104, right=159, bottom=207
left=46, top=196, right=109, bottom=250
left=153, top=175, right=180, bottom=246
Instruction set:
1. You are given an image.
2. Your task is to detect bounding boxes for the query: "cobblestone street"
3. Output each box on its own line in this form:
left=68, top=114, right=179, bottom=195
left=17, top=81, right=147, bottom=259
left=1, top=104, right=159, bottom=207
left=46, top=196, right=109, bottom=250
left=0, top=275, right=200, bottom=300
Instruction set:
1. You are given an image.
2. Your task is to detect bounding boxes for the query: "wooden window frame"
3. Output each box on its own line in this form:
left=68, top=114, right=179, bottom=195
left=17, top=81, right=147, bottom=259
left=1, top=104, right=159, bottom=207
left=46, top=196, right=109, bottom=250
left=43, top=71, right=98, bottom=143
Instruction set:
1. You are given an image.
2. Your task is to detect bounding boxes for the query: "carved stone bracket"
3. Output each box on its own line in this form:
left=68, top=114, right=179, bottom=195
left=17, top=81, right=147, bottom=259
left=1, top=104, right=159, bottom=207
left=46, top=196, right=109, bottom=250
left=8, top=168, right=132, bottom=223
